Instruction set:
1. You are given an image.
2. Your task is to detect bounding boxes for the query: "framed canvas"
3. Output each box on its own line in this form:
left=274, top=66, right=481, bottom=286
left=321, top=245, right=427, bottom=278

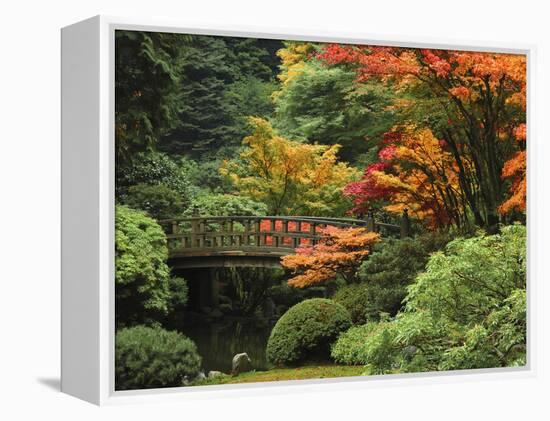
left=61, top=15, right=534, bottom=405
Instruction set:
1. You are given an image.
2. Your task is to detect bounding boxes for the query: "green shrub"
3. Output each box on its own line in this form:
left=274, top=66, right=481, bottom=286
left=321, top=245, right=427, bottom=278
left=348, top=231, right=452, bottom=321
left=115, top=205, right=172, bottom=326
left=115, top=325, right=202, bottom=390
left=406, top=225, right=526, bottom=324
left=268, top=284, right=330, bottom=318
left=124, top=183, right=185, bottom=220
left=359, top=231, right=451, bottom=286
left=331, top=311, right=449, bottom=373
left=116, top=151, right=192, bottom=204
left=167, top=277, right=189, bottom=312
left=266, top=298, right=352, bottom=365
left=331, top=322, right=380, bottom=366
left=178, top=153, right=235, bottom=194
left=184, top=193, right=268, bottom=217
left=333, top=284, right=376, bottom=325
left=439, top=289, right=527, bottom=370
left=331, top=225, right=527, bottom=374
left=268, top=283, right=304, bottom=308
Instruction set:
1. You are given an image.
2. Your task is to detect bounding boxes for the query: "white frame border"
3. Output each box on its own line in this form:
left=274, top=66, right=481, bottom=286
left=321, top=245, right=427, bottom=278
left=83, top=14, right=536, bottom=405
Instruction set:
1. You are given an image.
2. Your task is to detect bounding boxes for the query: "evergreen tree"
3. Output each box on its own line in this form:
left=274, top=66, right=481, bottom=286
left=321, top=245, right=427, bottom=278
left=273, top=60, right=395, bottom=163
left=115, top=31, right=191, bottom=162
left=158, top=36, right=282, bottom=157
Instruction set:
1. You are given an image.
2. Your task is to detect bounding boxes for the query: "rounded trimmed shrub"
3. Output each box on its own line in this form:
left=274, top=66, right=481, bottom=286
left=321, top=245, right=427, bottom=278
left=115, top=325, right=202, bottom=390
left=266, top=298, right=352, bottom=365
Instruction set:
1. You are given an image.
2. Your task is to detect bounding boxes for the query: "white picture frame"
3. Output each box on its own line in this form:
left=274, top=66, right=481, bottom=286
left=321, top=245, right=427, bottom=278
left=61, top=15, right=535, bottom=405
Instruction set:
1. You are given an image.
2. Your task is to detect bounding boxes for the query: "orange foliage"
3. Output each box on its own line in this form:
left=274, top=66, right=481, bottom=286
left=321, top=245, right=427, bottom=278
left=500, top=95, right=527, bottom=215
left=346, top=125, right=464, bottom=228
left=281, top=226, right=380, bottom=288
left=514, top=123, right=527, bottom=142
left=319, top=45, right=527, bottom=222
left=319, top=46, right=526, bottom=103
left=499, top=150, right=526, bottom=214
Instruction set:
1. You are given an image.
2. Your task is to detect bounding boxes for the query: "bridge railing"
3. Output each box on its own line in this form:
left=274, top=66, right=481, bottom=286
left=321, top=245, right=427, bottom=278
left=159, top=214, right=404, bottom=255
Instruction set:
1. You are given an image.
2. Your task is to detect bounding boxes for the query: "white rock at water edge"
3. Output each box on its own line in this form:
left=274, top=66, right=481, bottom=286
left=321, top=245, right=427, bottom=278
left=231, top=353, right=252, bottom=375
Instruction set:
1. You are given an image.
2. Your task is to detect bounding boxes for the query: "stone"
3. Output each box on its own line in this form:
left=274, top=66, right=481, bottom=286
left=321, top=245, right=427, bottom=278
left=195, top=371, right=206, bottom=381
left=403, top=345, right=418, bottom=360
left=208, top=370, right=225, bottom=379
left=231, top=352, right=252, bottom=375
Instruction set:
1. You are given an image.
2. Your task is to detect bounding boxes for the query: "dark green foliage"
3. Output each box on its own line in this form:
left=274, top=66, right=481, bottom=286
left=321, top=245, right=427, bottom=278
left=115, top=325, right=201, bottom=390
left=159, top=36, right=283, bottom=156
left=161, top=277, right=189, bottom=330
left=224, top=77, right=277, bottom=146
left=331, top=225, right=527, bottom=374
left=125, top=183, right=185, bottom=220
left=274, top=60, right=395, bottom=163
left=350, top=231, right=452, bottom=321
left=167, top=277, right=189, bottom=312
left=266, top=298, right=352, bottom=365
left=178, top=154, right=233, bottom=194
left=116, top=151, right=192, bottom=204
left=268, top=283, right=327, bottom=317
left=115, top=205, right=171, bottom=326
left=221, top=267, right=285, bottom=316
left=359, top=231, right=452, bottom=286
left=115, top=31, right=190, bottom=160
left=333, top=284, right=377, bottom=325
left=225, top=37, right=282, bottom=80
left=268, top=283, right=305, bottom=308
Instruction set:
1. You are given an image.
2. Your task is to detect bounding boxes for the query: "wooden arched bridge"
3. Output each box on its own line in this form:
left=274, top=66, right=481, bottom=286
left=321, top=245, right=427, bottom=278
left=159, top=213, right=408, bottom=269
left=159, top=212, right=409, bottom=312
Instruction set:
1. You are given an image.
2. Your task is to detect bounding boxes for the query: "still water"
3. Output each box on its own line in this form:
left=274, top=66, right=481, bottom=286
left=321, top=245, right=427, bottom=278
left=176, top=317, right=276, bottom=373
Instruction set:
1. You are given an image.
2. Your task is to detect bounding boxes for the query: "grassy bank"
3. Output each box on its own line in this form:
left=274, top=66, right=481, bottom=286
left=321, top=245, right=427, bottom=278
left=193, top=364, right=366, bottom=386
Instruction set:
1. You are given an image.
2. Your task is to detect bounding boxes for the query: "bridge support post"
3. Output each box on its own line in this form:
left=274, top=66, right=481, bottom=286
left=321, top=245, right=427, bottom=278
left=198, top=268, right=220, bottom=311
left=209, top=268, right=220, bottom=310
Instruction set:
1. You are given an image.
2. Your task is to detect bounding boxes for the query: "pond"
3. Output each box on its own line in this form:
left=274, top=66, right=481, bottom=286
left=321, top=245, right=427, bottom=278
left=175, top=316, right=276, bottom=373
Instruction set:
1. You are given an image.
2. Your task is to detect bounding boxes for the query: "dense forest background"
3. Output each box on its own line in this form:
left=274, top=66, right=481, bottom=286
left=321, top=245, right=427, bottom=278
left=115, top=31, right=526, bottom=229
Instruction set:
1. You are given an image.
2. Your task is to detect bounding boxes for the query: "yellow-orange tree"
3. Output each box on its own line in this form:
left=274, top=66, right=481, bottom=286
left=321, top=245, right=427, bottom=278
left=281, top=226, right=380, bottom=288
left=220, top=117, right=360, bottom=216
left=319, top=46, right=526, bottom=229
left=275, top=41, right=317, bottom=86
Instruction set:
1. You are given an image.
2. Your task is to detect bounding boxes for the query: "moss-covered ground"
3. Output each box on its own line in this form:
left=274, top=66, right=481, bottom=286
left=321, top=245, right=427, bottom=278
left=192, top=364, right=366, bottom=386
